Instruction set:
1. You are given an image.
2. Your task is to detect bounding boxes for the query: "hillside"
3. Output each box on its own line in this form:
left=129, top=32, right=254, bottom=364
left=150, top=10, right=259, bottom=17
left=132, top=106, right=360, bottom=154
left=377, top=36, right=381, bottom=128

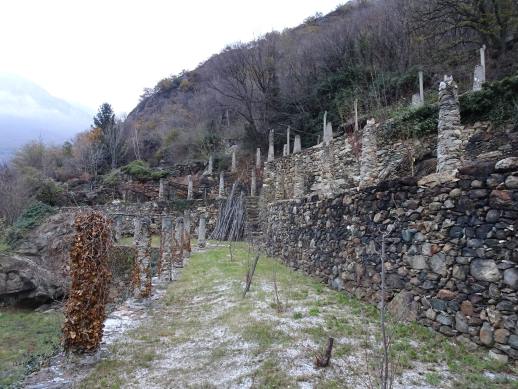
left=124, top=0, right=518, bottom=164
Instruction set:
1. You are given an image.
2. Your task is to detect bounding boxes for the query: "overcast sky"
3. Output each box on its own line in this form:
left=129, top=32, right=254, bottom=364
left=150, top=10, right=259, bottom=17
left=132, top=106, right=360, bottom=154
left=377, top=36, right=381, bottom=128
left=0, top=0, right=341, bottom=114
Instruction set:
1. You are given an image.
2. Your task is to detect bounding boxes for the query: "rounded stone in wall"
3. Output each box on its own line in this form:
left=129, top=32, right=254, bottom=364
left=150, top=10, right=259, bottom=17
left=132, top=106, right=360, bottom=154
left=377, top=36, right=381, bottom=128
left=470, top=259, right=501, bottom=282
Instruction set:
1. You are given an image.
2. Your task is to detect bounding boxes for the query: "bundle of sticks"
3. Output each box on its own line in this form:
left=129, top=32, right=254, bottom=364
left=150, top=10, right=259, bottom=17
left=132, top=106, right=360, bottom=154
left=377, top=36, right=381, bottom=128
left=211, top=182, right=246, bottom=241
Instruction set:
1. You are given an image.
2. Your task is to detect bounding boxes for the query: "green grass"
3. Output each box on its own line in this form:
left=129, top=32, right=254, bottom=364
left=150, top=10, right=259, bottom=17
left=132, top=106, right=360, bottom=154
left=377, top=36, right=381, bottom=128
left=78, top=242, right=518, bottom=388
left=0, top=309, right=62, bottom=387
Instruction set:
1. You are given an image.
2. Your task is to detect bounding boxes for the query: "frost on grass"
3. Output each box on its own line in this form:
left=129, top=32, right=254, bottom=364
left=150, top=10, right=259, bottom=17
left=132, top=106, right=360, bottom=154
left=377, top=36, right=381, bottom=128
left=26, top=243, right=518, bottom=388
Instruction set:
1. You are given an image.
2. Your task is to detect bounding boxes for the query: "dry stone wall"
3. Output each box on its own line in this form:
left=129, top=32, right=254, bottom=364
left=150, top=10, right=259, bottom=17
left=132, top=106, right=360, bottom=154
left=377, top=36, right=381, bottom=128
left=261, top=158, right=518, bottom=360
left=61, top=199, right=221, bottom=238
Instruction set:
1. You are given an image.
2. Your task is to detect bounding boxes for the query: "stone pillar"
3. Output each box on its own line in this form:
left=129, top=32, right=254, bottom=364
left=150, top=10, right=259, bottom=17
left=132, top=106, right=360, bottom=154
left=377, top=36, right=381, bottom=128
left=208, top=154, right=213, bottom=175
left=354, top=99, right=359, bottom=132
left=419, top=70, right=424, bottom=104
left=437, top=76, right=462, bottom=175
left=218, top=172, right=225, bottom=198
left=160, top=215, right=173, bottom=281
left=114, top=214, right=122, bottom=242
left=198, top=213, right=207, bottom=248
left=251, top=169, right=257, bottom=197
left=480, top=45, right=486, bottom=79
left=133, top=217, right=141, bottom=246
left=293, top=135, right=301, bottom=153
left=174, top=217, right=184, bottom=268
left=474, top=46, right=487, bottom=91
left=322, top=110, right=327, bottom=141
left=359, top=119, right=378, bottom=188
left=268, top=129, right=274, bottom=162
left=256, top=148, right=261, bottom=169
left=473, top=65, right=484, bottom=91
left=286, top=126, right=290, bottom=156
left=321, top=143, right=337, bottom=197
left=187, top=175, right=193, bottom=200
left=231, top=147, right=237, bottom=173
left=158, top=178, right=166, bottom=200
left=183, top=210, right=191, bottom=258
left=283, top=144, right=288, bottom=157
left=293, top=159, right=305, bottom=198
left=324, top=122, right=333, bottom=145
left=134, top=217, right=152, bottom=297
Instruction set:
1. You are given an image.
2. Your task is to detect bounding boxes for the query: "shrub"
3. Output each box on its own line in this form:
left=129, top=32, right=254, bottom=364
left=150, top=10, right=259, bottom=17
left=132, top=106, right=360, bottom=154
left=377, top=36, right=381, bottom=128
left=380, top=103, right=438, bottom=141
left=121, top=160, right=168, bottom=181
left=34, top=179, right=65, bottom=206
left=102, top=169, right=123, bottom=187
left=6, top=202, right=55, bottom=244
left=460, top=72, right=518, bottom=125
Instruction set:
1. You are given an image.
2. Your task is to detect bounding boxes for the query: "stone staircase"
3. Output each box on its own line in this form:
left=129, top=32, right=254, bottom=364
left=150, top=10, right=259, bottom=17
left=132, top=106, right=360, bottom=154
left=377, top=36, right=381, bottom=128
left=245, top=196, right=261, bottom=239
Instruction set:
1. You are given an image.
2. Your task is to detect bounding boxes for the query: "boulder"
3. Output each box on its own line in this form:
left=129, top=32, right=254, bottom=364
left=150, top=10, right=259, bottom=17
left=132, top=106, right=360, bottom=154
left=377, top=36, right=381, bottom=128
left=387, top=290, right=417, bottom=322
left=0, top=254, right=65, bottom=307
left=1, top=212, right=74, bottom=307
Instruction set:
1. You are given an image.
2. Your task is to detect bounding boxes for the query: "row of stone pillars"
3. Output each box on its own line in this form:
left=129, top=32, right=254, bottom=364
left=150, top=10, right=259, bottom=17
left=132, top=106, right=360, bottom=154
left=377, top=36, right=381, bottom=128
left=125, top=210, right=208, bottom=298
left=266, top=72, right=464, bottom=195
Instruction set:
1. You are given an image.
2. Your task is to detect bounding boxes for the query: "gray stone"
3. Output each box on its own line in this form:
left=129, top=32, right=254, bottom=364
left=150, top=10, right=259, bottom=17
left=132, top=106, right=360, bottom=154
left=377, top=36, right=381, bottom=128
left=437, top=313, right=453, bottom=326
left=449, top=188, right=462, bottom=198
left=449, top=226, right=464, bottom=239
left=402, top=229, right=417, bottom=242
left=452, top=265, right=466, bottom=280
left=494, top=328, right=510, bottom=344
left=405, top=255, right=428, bottom=270
left=331, top=277, right=344, bottom=290
left=470, top=259, right=501, bottom=282
left=505, top=175, right=518, bottom=189
left=508, top=335, right=518, bottom=349
left=387, top=290, right=417, bottom=322
left=431, top=298, right=447, bottom=311
left=425, top=308, right=436, bottom=320
left=480, top=322, right=494, bottom=346
left=503, top=268, right=518, bottom=289
left=495, top=157, right=518, bottom=172
left=486, top=209, right=500, bottom=223
left=488, top=350, right=508, bottom=364
left=430, top=253, right=447, bottom=276
left=455, top=311, right=469, bottom=333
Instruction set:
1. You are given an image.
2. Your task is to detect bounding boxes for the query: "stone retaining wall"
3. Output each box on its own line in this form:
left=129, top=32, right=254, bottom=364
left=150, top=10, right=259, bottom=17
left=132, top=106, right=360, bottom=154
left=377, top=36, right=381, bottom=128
left=261, top=158, right=518, bottom=361
left=59, top=199, right=221, bottom=238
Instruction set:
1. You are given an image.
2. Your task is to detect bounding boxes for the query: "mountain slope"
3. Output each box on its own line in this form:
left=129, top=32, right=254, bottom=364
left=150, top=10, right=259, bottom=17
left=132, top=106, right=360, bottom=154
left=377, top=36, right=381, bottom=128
left=0, top=74, right=92, bottom=160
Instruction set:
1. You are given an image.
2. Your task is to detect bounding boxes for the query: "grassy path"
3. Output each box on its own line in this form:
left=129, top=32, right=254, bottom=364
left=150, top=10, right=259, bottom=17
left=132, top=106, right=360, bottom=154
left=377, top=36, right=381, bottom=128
left=73, top=242, right=517, bottom=388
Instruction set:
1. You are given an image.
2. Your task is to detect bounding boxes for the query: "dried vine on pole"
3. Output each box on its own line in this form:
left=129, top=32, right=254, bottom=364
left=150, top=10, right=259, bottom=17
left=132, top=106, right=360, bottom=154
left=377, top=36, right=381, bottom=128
left=63, top=211, right=112, bottom=353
